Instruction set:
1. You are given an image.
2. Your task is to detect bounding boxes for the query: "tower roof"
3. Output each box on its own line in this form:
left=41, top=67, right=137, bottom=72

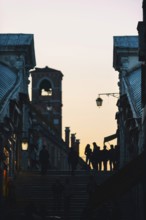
left=30, top=66, right=63, bottom=77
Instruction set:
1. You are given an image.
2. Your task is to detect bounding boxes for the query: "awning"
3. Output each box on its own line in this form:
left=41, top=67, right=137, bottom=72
left=104, top=133, right=117, bottom=143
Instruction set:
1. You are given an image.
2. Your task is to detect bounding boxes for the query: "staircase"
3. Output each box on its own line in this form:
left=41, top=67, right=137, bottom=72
left=5, top=170, right=111, bottom=220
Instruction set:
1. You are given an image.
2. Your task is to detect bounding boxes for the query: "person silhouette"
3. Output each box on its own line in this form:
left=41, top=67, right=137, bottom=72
left=52, top=178, right=64, bottom=214
left=7, top=178, right=16, bottom=207
left=109, top=145, right=116, bottom=171
left=24, top=202, right=41, bottom=220
left=96, top=144, right=102, bottom=171
left=39, top=145, right=50, bottom=175
left=102, top=145, right=109, bottom=171
left=68, top=147, right=78, bottom=175
left=86, top=175, right=97, bottom=199
left=63, top=177, right=73, bottom=220
left=29, top=144, right=38, bottom=170
left=91, top=142, right=101, bottom=171
left=84, top=144, right=92, bottom=166
left=91, top=142, right=97, bottom=170
left=38, top=204, right=48, bottom=220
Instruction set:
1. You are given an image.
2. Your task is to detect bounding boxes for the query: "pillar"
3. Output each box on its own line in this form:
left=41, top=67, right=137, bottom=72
left=65, top=127, right=70, bottom=147
left=75, top=139, right=80, bottom=156
left=71, top=133, right=76, bottom=149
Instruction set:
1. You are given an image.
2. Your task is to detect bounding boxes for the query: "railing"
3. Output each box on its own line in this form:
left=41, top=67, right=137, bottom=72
left=28, top=103, right=88, bottom=170
left=0, top=68, right=88, bottom=170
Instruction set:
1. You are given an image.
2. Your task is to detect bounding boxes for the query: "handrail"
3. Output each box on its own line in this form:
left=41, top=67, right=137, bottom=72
left=28, top=102, right=88, bottom=169
left=0, top=71, right=88, bottom=169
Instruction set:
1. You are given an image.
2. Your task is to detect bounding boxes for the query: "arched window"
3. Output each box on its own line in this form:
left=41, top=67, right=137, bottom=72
left=39, top=79, right=52, bottom=96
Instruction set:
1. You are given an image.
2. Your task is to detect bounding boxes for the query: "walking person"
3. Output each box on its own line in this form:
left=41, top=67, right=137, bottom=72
left=91, top=142, right=101, bottom=171
left=23, top=202, right=41, bottom=220
left=29, top=144, right=37, bottom=170
left=68, top=147, right=78, bottom=175
left=84, top=144, right=92, bottom=167
left=38, top=204, right=48, bottom=220
left=63, top=177, right=73, bottom=220
left=109, top=145, right=116, bottom=171
left=86, top=175, right=97, bottom=199
left=39, top=145, right=50, bottom=175
left=52, top=178, right=64, bottom=215
left=93, top=142, right=101, bottom=171
left=102, top=145, right=109, bottom=171
left=91, top=143, right=97, bottom=170
left=7, top=178, right=16, bottom=208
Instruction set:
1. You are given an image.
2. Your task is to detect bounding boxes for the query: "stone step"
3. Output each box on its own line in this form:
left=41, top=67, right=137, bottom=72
left=10, top=170, right=112, bottom=220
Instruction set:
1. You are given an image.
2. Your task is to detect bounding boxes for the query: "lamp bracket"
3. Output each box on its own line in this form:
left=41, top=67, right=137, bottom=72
left=98, top=93, right=119, bottom=98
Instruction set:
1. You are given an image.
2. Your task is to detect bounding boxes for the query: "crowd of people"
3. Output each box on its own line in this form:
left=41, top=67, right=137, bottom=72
left=84, top=142, right=119, bottom=171
left=28, top=141, right=119, bottom=173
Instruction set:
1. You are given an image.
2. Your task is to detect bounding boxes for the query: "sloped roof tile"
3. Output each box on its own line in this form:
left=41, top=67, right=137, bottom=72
left=0, top=34, right=34, bottom=46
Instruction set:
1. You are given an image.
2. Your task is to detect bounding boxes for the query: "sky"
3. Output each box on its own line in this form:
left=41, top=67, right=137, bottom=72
left=1, top=0, right=143, bottom=158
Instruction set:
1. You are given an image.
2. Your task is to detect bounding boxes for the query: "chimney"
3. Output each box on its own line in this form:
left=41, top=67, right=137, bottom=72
left=75, top=139, right=80, bottom=156
left=71, top=133, right=76, bottom=149
left=65, top=127, right=70, bottom=147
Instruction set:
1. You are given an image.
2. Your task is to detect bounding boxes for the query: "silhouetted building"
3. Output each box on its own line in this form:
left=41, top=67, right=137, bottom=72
left=112, top=36, right=143, bottom=219
left=0, top=33, right=36, bottom=201
left=86, top=30, right=145, bottom=220
left=113, top=36, right=142, bottom=167
left=137, top=1, right=146, bottom=219
left=29, top=66, right=84, bottom=170
left=0, top=34, right=89, bottom=211
left=30, top=66, right=63, bottom=138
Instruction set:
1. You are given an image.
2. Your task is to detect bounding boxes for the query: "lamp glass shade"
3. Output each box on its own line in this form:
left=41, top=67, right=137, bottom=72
left=96, top=97, right=103, bottom=107
left=21, top=140, right=28, bottom=150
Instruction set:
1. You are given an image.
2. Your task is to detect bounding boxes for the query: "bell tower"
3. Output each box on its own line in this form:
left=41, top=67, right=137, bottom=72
left=30, top=66, right=63, bottom=138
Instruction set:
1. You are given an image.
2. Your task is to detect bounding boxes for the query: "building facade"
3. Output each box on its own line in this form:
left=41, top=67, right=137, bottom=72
left=113, top=35, right=143, bottom=220
left=29, top=66, right=68, bottom=170
left=30, top=66, right=63, bottom=138
left=0, top=34, right=36, bottom=201
left=0, top=33, right=88, bottom=208
left=137, top=1, right=146, bottom=218
left=113, top=36, right=142, bottom=167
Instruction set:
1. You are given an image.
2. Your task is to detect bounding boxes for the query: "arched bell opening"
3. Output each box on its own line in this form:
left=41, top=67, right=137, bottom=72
left=39, top=79, right=52, bottom=96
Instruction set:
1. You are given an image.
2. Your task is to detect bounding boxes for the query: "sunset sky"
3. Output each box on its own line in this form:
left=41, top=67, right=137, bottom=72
left=1, top=0, right=142, bottom=158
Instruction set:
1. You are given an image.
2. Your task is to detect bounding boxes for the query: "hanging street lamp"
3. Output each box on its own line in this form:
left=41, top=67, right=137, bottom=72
left=96, top=93, right=119, bottom=107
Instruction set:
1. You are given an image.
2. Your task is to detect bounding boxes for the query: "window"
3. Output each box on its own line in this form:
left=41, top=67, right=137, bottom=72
left=39, top=79, right=52, bottom=96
